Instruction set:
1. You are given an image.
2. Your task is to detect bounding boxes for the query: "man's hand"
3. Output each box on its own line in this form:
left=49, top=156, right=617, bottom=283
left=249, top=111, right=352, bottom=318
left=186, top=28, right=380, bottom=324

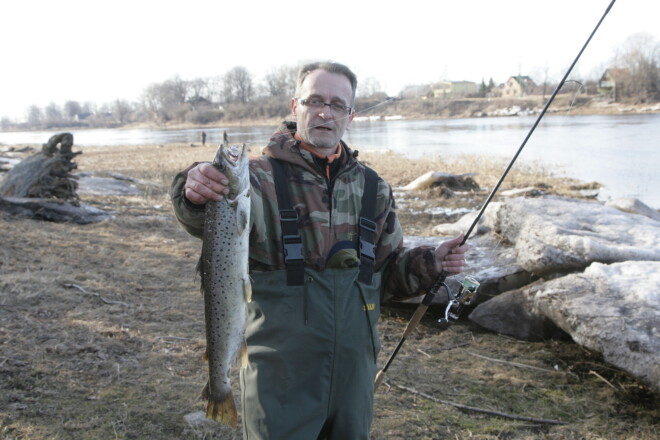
left=184, top=163, right=230, bottom=204
left=434, top=234, right=469, bottom=274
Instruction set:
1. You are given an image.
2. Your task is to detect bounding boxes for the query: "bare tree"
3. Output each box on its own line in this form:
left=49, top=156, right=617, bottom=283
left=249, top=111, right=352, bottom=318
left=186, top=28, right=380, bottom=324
left=45, top=102, right=64, bottom=126
left=223, top=66, right=255, bottom=104
left=64, top=100, right=82, bottom=121
left=113, top=99, right=133, bottom=124
left=26, top=105, right=43, bottom=127
left=141, top=76, right=191, bottom=122
left=188, top=78, right=210, bottom=100
left=357, top=77, right=384, bottom=98
left=263, top=65, right=298, bottom=97
left=1, top=117, right=11, bottom=130
left=611, top=32, right=660, bottom=102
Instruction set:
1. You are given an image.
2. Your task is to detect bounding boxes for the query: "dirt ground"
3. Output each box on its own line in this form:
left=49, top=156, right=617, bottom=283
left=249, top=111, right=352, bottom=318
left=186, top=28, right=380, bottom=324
left=1, top=143, right=657, bottom=439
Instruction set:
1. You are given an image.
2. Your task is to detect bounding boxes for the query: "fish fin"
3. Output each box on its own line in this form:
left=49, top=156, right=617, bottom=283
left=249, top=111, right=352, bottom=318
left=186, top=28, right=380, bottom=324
left=243, top=277, right=252, bottom=303
left=206, top=394, right=238, bottom=428
left=241, top=340, right=248, bottom=368
left=235, top=194, right=250, bottom=234
left=201, top=381, right=209, bottom=400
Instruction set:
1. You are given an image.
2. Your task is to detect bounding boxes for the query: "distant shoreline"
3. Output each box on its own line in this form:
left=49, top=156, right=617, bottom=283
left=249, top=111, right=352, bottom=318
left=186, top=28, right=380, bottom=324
left=2, top=97, right=659, bottom=135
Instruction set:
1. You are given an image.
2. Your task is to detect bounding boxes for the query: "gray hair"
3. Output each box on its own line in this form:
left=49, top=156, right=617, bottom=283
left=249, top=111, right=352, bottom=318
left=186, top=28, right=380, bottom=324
left=295, top=61, right=358, bottom=104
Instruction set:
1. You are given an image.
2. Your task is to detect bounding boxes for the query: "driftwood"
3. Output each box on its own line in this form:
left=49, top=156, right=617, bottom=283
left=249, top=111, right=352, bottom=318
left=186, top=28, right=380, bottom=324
left=0, top=132, right=81, bottom=202
left=0, top=133, right=113, bottom=223
left=62, top=283, right=129, bottom=307
left=401, top=171, right=480, bottom=192
left=394, top=383, right=567, bottom=425
left=0, top=196, right=114, bottom=224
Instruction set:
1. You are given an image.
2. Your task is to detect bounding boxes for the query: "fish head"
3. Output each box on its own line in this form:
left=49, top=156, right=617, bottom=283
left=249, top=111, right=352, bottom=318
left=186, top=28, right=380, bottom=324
left=212, top=144, right=249, bottom=199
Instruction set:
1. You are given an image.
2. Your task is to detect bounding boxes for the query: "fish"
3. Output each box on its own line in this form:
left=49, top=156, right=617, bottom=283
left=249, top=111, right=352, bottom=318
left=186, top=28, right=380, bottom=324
left=199, top=144, right=251, bottom=427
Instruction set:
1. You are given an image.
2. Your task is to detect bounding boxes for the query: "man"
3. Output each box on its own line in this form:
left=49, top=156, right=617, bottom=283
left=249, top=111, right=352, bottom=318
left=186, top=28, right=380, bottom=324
left=171, top=61, right=468, bottom=439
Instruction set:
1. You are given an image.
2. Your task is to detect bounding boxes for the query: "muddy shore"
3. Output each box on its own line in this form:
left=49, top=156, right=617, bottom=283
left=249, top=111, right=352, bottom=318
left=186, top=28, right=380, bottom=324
left=1, top=144, right=657, bottom=439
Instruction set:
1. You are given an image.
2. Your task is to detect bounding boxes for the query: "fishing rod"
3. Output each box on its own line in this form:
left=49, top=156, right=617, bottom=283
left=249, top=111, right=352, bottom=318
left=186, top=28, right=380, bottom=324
left=375, top=0, right=617, bottom=389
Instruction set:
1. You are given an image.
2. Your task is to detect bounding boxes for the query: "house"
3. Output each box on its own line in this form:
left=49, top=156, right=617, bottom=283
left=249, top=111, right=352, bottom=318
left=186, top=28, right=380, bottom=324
left=400, top=84, right=433, bottom=99
left=502, top=76, right=536, bottom=98
left=431, top=81, right=478, bottom=98
left=598, top=68, right=629, bottom=101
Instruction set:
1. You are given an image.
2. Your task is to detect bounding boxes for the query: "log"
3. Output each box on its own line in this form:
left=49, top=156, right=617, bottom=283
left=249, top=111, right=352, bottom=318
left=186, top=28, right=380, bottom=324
left=401, top=171, right=480, bottom=192
left=0, top=196, right=114, bottom=224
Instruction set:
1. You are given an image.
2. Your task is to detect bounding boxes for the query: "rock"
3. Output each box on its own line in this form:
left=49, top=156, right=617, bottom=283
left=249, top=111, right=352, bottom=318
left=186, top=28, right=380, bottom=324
left=0, top=157, right=22, bottom=171
left=500, top=187, right=544, bottom=198
left=400, top=234, right=532, bottom=306
left=468, top=282, right=569, bottom=341
left=77, top=175, right=142, bottom=196
left=605, top=197, right=660, bottom=222
left=471, top=261, right=660, bottom=392
left=184, top=411, right=215, bottom=428
left=494, top=197, right=660, bottom=274
left=432, top=203, right=501, bottom=237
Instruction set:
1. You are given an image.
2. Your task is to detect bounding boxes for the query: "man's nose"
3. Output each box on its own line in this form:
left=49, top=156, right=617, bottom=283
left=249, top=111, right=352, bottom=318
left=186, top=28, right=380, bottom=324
left=318, top=107, right=333, bottom=119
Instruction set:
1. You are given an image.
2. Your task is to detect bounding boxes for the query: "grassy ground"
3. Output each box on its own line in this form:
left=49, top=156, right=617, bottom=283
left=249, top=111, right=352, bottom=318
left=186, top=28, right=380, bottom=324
left=1, top=143, right=657, bottom=439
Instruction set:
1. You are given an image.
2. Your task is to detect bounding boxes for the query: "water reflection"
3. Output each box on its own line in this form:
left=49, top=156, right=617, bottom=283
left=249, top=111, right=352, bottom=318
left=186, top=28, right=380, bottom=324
left=1, top=114, right=658, bottom=207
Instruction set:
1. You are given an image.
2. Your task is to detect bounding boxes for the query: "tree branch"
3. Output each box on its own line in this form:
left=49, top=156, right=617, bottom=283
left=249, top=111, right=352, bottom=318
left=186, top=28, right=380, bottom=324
left=394, top=383, right=568, bottom=425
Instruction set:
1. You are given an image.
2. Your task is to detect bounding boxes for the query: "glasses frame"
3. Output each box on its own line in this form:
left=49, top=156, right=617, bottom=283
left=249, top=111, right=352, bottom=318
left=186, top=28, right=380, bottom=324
left=298, top=98, right=353, bottom=115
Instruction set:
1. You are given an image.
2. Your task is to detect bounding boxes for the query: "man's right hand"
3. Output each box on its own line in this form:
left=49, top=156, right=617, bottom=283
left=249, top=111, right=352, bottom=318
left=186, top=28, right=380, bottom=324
left=184, top=162, right=230, bottom=204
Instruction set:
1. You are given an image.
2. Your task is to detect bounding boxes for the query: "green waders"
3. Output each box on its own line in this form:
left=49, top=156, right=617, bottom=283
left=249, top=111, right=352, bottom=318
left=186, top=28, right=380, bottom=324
left=240, top=267, right=381, bottom=440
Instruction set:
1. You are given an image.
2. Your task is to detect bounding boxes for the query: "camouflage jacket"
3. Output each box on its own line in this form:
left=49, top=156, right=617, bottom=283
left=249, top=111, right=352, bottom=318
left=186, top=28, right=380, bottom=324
left=170, top=121, right=441, bottom=301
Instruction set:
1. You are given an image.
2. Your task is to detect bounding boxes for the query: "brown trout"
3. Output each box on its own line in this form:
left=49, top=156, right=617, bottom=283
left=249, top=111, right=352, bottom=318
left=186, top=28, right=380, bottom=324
left=200, top=144, right=251, bottom=427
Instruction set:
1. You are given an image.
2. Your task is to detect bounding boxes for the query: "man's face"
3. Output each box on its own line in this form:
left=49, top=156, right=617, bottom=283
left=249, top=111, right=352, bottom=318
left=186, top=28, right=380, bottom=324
left=291, top=69, right=354, bottom=153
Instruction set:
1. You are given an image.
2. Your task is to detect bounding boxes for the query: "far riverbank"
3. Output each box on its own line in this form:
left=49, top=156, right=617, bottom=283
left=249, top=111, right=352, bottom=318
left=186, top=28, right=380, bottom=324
left=2, top=96, right=659, bottom=134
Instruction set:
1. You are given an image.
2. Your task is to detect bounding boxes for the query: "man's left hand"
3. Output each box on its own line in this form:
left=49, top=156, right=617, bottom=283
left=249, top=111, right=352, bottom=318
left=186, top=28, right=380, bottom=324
left=434, top=234, right=469, bottom=274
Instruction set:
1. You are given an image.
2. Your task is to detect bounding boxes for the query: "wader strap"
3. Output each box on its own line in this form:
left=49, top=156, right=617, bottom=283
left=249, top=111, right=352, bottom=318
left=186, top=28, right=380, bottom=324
left=270, top=158, right=305, bottom=286
left=358, top=166, right=378, bottom=284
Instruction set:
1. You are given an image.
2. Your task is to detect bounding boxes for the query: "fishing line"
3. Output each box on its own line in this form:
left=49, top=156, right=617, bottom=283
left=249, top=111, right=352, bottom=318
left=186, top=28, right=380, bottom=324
left=461, top=0, right=616, bottom=243
left=564, top=80, right=586, bottom=114
left=287, top=97, right=396, bottom=142
left=374, top=0, right=618, bottom=390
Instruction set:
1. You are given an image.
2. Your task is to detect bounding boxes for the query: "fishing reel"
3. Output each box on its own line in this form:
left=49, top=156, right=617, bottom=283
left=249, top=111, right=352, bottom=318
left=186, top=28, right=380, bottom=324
left=437, top=275, right=480, bottom=323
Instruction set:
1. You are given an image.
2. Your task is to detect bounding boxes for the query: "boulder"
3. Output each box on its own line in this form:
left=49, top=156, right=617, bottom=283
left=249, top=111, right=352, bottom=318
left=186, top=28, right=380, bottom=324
left=77, top=173, right=141, bottom=196
left=468, top=282, right=569, bottom=341
left=605, top=197, right=660, bottom=222
left=470, top=261, right=660, bottom=392
left=432, top=202, right=500, bottom=237
left=493, top=197, right=660, bottom=274
left=400, top=234, right=532, bottom=306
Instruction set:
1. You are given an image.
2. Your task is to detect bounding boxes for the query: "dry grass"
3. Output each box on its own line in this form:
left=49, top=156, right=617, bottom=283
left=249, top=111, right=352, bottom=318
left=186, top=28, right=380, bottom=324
left=1, top=143, right=657, bottom=439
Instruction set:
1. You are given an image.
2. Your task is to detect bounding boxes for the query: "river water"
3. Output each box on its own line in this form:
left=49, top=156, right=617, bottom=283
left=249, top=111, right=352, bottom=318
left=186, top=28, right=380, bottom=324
left=1, top=113, right=658, bottom=208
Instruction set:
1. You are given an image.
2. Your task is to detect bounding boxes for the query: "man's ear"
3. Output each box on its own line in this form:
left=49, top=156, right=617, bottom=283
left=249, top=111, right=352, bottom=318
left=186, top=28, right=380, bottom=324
left=346, top=109, right=355, bottom=126
left=290, top=98, right=298, bottom=120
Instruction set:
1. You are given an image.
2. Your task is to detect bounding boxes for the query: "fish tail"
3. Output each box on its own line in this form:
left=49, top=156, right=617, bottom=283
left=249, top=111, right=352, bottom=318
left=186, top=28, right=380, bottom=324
left=206, top=394, right=238, bottom=428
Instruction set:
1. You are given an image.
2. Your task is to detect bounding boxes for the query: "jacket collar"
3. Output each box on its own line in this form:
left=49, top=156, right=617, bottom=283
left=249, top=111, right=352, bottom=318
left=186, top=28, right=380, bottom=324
left=262, top=121, right=358, bottom=176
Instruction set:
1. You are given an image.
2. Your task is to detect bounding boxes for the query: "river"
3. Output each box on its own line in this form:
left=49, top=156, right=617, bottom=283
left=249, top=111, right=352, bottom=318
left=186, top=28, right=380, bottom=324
left=1, top=113, right=658, bottom=208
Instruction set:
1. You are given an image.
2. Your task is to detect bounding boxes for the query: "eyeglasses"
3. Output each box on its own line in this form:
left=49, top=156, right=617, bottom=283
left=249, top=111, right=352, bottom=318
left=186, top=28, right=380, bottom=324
left=298, top=98, right=352, bottom=116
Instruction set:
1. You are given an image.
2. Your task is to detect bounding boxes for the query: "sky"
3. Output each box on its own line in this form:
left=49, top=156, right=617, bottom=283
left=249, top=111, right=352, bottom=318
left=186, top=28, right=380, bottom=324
left=1, top=0, right=658, bottom=121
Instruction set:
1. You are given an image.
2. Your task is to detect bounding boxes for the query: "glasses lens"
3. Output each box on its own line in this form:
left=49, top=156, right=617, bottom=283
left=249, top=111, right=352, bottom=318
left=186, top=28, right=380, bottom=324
left=302, top=98, right=323, bottom=108
left=301, top=98, right=350, bottom=115
left=330, top=103, right=349, bottom=114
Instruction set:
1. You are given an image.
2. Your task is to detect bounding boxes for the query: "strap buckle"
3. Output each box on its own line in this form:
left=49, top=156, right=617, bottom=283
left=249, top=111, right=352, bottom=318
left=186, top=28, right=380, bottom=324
left=282, top=235, right=304, bottom=263
left=280, top=208, right=298, bottom=223
left=359, top=217, right=377, bottom=261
